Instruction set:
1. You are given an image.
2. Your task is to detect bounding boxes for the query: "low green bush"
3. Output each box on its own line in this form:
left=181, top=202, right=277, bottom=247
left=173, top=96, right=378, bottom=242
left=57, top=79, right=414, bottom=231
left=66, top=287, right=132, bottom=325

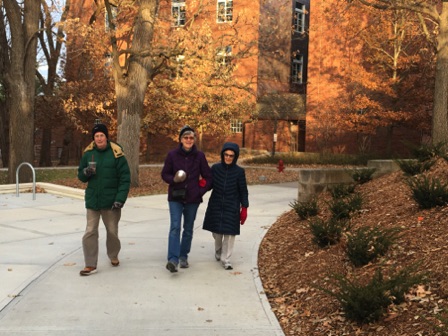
left=289, top=198, right=319, bottom=220
left=395, top=158, right=435, bottom=176
left=346, top=226, right=401, bottom=267
left=409, top=141, right=446, bottom=162
left=308, top=217, right=348, bottom=247
left=347, top=168, right=376, bottom=184
left=329, top=183, right=356, bottom=199
left=386, top=263, right=426, bottom=304
left=321, top=270, right=391, bottom=323
left=406, top=176, right=448, bottom=209
left=328, top=193, right=363, bottom=220
left=320, top=265, right=425, bottom=324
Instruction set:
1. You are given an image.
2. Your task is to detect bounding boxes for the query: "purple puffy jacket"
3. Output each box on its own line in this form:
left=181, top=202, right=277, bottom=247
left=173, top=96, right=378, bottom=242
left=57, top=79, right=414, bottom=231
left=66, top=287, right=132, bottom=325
left=161, top=144, right=212, bottom=203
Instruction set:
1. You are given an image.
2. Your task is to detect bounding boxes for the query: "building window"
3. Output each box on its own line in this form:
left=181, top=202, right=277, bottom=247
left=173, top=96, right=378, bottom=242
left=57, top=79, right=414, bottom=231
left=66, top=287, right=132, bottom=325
left=293, top=1, right=305, bottom=33
left=215, top=46, right=233, bottom=77
left=172, top=54, right=185, bottom=79
left=104, top=52, right=113, bottom=76
left=231, top=119, right=242, bottom=133
left=172, top=0, right=186, bottom=27
left=217, top=0, right=233, bottom=23
left=291, top=55, right=303, bottom=84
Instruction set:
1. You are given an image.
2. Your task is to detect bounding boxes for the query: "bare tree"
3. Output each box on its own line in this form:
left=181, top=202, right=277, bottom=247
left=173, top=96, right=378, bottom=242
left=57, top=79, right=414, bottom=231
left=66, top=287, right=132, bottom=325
left=36, top=0, right=70, bottom=166
left=352, top=0, right=448, bottom=145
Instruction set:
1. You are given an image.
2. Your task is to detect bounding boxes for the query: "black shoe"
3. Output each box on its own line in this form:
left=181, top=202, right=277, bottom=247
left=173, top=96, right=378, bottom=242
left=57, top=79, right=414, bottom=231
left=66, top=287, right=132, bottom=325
left=166, top=261, right=178, bottom=273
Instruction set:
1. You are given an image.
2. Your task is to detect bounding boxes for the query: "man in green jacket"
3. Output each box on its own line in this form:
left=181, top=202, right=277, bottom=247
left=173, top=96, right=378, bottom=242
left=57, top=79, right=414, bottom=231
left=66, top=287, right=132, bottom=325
left=77, top=123, right=131, bottom=276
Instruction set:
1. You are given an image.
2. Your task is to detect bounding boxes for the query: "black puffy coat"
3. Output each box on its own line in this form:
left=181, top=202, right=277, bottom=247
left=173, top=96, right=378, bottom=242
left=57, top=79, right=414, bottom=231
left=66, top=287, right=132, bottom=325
left=202, top=142, right=249, bottom=235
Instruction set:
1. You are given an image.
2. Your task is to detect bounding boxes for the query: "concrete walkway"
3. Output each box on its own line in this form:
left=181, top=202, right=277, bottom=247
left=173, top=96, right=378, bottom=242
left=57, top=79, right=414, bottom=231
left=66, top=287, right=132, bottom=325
left=0, top=182, right=297, bottom=336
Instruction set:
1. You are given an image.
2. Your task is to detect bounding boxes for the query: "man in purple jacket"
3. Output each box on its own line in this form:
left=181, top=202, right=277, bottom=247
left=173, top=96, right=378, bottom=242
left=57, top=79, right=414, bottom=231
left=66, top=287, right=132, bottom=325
left=161, top=126, right=212, bottom=272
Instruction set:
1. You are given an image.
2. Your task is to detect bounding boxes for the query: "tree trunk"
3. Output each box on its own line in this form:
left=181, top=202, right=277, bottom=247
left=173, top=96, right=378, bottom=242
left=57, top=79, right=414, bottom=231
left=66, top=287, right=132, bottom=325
left=432, top=4, right=448, bottom=145
left=114, top=0, right=159, bottom=187
left=58, top=128, right=74, bottom=166
left=8, top=84, right=36, bottom=182
left=39, top=128, right=53, bottom=166
left=116, top=81, right=143, bottom=187
left=4, top=0, right=40, bottom=183
left=0, top=99, right=9, bottom=168
left=145, top=132, right=151, bottom=162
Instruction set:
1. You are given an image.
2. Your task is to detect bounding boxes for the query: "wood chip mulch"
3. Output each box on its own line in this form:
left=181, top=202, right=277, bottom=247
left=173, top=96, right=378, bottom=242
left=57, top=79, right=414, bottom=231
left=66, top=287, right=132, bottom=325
left=258, top=158, right=448, bottom=335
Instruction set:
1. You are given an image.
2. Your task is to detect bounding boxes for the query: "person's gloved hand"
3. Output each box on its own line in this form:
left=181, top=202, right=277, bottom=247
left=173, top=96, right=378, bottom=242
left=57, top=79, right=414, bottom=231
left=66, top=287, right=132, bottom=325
left=111, top=202, right=124, bottom=210
left=199, top=179, right=206, bottom=188
left=83, top=166, right=95, bottom=177
left=240, top=207, right=248, bottom=225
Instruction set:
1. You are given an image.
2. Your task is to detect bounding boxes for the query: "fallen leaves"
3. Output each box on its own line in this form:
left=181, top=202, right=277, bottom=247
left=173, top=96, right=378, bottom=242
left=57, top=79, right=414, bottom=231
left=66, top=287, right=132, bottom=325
left=259, top=159, right=448, bottom=335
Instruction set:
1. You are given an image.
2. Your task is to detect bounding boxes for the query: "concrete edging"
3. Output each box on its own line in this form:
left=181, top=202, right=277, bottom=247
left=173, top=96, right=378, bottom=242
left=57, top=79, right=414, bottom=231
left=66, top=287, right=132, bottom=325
left=0, top=182, right=84, bottom=200
left=297, top=159, right=400, bottom=201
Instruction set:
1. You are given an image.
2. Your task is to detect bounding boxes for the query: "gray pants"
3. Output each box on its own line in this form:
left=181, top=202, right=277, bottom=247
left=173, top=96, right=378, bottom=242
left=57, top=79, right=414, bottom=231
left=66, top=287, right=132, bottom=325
left=213, top=233, right=236, bottom=264
left=82, top=209, right=121, bottom=267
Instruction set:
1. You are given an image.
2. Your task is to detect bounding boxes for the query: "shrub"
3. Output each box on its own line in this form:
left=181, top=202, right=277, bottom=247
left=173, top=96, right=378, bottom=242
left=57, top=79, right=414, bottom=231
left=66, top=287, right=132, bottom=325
left=346, top=226, right=401, bottom=267
left=320, top=265, right=425, bottom=324
left=422, top=312, right=448, bottom=336
left=348, top=168, right=376, bottom=184
left=386, top=263, right=426, bottom=304
left=289, top=198, right=318, bottom=220
left=328, top=193, right=363, bottom=220
left=308, top=217, right=348, bottom=247
left=321, top=270, right=391, bottom=323
left=329, top=183, right=356, bottom=199
left=395, top=158, right=435, bottom=176
left=409, top=141, right=446, bottom=162
left=406, top=176, right=448, bottom=209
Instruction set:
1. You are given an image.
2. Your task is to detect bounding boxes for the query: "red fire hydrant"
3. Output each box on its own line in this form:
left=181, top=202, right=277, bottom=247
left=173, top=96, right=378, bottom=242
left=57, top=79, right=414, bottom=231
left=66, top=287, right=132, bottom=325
left=277, top=159, right=285, bottom=173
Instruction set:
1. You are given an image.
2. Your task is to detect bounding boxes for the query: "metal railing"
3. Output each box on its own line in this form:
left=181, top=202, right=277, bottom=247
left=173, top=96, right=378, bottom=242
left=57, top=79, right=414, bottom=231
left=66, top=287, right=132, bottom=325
left=16, top=162, right=36, bottom=200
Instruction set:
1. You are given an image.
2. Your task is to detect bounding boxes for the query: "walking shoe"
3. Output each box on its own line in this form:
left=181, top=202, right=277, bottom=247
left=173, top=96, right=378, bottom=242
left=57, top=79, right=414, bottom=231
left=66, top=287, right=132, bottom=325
left=179, top=259, right=189, bottom=268
left=111, top=259, right=120, bottom=267
left=80, top=267, right=97, bottom=276
left=223, top=262, right=233, bottom=270
left=166, top=261, right=178, bottom=273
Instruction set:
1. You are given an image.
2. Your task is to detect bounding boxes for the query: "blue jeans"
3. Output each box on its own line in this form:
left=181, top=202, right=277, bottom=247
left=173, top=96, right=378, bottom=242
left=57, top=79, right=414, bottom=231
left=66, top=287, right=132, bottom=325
left=167, top=201, right=200, bottom=264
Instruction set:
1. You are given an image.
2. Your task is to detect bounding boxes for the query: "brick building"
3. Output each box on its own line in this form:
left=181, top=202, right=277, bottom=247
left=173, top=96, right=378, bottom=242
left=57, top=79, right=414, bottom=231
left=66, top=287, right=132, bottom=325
left=31, top=0, right=429, bottom=167
left=58, top=0, right=309, bottom=162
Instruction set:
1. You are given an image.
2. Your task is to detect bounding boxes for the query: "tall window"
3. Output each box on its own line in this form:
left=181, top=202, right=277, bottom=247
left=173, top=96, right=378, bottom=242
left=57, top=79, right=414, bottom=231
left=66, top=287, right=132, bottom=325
left=293, top=1, right=305, bottom=33
left=173, top=55, right=185, bottom=79
left=104, top=52, right=113, bottom=77
left=291, top=55, right=303, bottom=84
left=172, top=0, right=186, bottom=27
left=216, top=46, right=233, bottom=67
left=217, top=0, right=233, bottom=23
left=231, top=119, right=243, bottom=133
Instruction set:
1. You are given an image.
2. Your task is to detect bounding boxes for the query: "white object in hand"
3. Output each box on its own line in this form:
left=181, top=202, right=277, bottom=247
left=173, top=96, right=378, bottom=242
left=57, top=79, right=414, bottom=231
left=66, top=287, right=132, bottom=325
left=174, top=170, right=187, bottom=182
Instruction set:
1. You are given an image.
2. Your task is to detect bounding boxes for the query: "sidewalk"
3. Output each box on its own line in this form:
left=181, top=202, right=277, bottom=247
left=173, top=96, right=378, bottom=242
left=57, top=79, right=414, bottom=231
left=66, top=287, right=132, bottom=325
left=0, top=182, right=298, bottom=336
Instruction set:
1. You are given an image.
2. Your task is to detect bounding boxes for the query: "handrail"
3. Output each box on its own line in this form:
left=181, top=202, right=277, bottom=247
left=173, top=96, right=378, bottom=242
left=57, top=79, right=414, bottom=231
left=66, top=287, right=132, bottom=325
left=16, top=162, right=36, bottom=200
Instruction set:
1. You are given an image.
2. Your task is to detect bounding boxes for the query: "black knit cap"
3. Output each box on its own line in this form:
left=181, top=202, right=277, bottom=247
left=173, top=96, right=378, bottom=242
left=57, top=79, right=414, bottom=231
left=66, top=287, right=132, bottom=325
left=92, top=123, right=109, bottom=139
left=179, top=125, right=195, bottom=140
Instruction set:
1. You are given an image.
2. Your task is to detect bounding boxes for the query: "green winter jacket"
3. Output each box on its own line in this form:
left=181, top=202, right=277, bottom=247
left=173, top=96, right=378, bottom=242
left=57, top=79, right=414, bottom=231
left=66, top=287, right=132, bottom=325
left=77, top=141, right=131, bottom=210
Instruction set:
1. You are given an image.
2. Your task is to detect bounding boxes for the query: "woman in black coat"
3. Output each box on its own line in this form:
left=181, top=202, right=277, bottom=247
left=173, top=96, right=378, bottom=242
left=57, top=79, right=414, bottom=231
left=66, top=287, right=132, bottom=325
left=203, top=142, right=249, bottom=270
